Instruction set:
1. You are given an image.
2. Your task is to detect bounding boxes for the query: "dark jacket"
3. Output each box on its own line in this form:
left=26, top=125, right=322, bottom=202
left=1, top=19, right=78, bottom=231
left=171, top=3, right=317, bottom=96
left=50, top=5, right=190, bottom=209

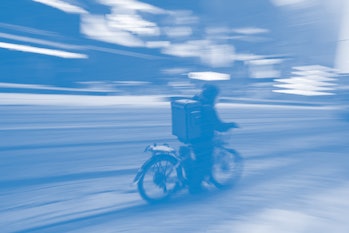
left=192, top=94, right=231, bottom=141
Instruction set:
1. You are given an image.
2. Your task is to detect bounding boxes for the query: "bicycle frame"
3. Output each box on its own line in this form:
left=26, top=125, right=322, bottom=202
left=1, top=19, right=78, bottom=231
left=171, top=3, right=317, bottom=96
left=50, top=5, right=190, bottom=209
left=133, top=141, right=240, bottom=184
left=133, top=130, right=243, bottom=203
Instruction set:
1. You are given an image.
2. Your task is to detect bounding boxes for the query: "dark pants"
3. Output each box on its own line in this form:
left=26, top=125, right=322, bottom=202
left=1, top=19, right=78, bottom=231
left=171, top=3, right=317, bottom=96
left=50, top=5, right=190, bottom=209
left=187, top=140, right=214, bottom=193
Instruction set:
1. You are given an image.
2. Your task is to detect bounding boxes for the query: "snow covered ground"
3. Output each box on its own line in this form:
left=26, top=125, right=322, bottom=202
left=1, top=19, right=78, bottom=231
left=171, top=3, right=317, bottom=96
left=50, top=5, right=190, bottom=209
left=1, top=99, right=348, bottom=232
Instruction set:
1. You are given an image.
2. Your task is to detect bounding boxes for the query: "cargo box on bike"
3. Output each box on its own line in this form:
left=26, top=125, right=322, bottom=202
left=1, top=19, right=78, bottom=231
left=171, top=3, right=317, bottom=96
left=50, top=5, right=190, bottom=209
left=171, top=99, right=202, bottom=143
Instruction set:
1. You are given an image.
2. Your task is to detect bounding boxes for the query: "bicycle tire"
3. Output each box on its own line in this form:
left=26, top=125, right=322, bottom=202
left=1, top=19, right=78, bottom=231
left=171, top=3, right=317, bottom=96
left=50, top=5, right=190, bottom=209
left=137, top=154, right=182, bottom=203
left=210, top=147, right=243, bottom=189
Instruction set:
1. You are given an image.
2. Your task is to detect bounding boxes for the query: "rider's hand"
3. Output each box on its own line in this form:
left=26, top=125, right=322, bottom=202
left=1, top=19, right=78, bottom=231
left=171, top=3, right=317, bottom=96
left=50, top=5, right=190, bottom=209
left=229, top=122, right=239, bottom=129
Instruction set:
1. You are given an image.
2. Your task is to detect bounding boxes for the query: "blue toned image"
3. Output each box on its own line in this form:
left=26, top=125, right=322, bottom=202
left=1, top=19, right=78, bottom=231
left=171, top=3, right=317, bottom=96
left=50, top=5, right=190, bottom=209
left=1, top=0, right=349, bottom=232
left=135, top=84, right=242, bottom=202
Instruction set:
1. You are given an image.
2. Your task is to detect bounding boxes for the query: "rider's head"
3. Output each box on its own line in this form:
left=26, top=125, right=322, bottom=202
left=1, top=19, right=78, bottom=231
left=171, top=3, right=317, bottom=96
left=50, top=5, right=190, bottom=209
left=201, top=84, right=219, bottom=105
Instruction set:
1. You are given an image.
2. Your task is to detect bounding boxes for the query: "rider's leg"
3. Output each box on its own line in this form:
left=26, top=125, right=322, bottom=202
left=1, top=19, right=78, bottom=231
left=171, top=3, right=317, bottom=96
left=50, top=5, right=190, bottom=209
left=189, top=141, right=214, bottom=193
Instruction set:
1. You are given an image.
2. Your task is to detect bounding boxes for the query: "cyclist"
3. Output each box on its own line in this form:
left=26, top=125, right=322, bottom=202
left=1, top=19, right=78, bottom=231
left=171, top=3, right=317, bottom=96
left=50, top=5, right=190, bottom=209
left=187, top=84, right=238, bottom=193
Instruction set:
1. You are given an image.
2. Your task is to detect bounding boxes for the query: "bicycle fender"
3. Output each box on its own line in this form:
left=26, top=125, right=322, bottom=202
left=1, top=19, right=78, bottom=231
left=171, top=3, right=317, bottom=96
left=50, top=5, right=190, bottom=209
left=133, top=169, right=144, bottom=183
left=133, top=159, right=152, bottom=183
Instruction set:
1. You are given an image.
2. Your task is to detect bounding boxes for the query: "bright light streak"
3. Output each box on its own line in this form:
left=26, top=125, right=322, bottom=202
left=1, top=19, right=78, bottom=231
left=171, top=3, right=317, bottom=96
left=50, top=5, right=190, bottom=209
left=293, top=65, right=336, bottom=72
left=290, top=73, right=337, bottom=81
left=273, top=65, right=337, bottom=96
left=107, top=14, right=160, bottom=36
left=0, top=82, right=110, bottom=92
left=188, top=72, right=230, bottom=81
left=275, top=77, right=337, bottom=86
left=0, top=93, right=168, bottom=106
left=81, top=14, right=145, bottom=47
left=232, top=27, right=270, bottom=35
left=163, top=40, right=235, bottom=67
left=248, top=59, right=283, bottom=65
left=33, top=0, right=88, bottom=14
left=0, top=42, right=88, bottom=59
left=273, top=89, right=334, bottom=96
left=270, top=0, right=313, bottom=8
left=0, top=32, right=84, bottom=50
left=274, top=83, right=335, bottom=91
left=98, top=0, right=166, bottom=14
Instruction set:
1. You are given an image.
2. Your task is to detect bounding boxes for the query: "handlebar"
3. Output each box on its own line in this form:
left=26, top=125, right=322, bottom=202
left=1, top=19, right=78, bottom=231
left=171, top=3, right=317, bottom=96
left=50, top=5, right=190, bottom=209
left=229, top=122, right=239, bottom=129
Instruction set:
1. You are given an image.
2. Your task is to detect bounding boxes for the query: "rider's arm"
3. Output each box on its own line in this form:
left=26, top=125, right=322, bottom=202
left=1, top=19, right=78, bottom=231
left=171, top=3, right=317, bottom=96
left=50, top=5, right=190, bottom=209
left=203, top=106, right=237, bottom=132
left=216, top=121, right=238, bottom=132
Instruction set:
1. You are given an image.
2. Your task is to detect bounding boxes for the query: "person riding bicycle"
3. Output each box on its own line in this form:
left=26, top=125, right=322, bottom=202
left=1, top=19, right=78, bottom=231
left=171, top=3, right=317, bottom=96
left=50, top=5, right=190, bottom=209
left=187, top=84, right=238, bottom=194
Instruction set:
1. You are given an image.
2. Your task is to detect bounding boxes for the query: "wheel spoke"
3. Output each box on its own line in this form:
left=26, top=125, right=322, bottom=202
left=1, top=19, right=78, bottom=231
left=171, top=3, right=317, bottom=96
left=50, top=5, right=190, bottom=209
left=211, top=148, right=243, bottom=188
left=138, top=155, right=180, bottom=203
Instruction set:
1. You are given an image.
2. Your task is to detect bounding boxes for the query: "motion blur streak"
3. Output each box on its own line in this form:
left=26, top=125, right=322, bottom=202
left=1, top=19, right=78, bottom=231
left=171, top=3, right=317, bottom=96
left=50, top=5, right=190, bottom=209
left=0, top=42, right=87, bottom=58
left=0, top=104, right=348, bottom=232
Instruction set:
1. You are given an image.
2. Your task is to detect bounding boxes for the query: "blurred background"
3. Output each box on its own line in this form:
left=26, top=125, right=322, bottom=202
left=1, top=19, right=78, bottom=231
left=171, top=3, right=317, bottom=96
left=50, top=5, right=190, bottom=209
left=0, top=0, right=348, bottom=104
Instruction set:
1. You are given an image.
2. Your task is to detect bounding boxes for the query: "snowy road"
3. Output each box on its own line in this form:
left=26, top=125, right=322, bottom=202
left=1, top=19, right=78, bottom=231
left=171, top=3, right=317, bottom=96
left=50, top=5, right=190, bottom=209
left=1, top=103, right=348, bottom=232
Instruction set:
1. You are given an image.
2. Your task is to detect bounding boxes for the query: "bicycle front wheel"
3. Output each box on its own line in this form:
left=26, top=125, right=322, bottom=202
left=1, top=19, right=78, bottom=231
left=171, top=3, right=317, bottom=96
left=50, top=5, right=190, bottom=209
left=137, top=154, right=181, bottom=203
left=210, top=147, right=243, bottom=189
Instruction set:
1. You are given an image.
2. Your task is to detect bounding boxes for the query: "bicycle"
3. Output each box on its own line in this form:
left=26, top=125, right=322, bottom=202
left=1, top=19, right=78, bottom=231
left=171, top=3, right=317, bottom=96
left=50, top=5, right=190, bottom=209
left=133, top=131, right=244, bottom=203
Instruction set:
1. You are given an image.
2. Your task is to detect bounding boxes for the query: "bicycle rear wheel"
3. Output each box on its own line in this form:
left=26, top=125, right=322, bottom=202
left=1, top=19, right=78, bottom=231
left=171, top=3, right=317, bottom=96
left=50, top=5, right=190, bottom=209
left=137, top=154, right=181, bottom=203
left=210, top=147, right=243, bottom=189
